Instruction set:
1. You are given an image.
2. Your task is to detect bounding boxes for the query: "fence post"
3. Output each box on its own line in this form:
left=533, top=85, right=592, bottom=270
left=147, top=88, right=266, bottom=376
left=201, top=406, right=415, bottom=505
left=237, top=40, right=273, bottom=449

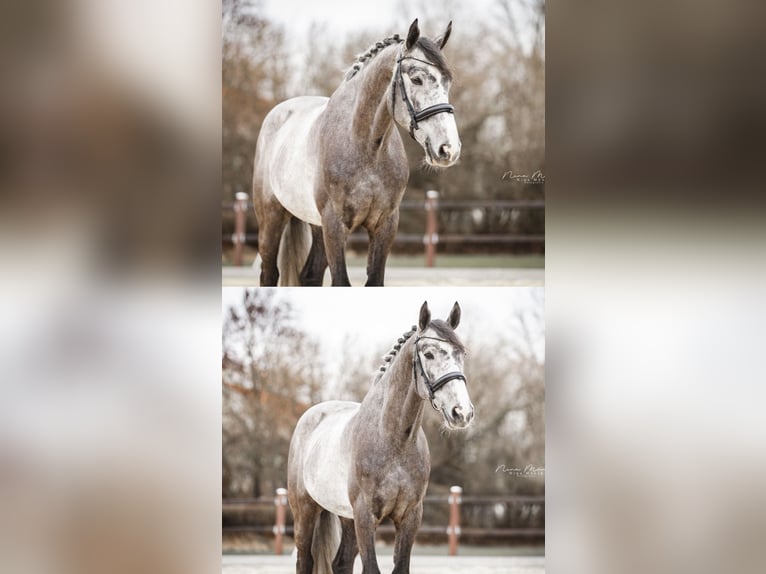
left=424, top=190, right=439, bottom=267
left=274, top=487, right=288, bottom=555
left=233, top=191, right=249, bottom=266
left=447, top=485, right=462, bottom=556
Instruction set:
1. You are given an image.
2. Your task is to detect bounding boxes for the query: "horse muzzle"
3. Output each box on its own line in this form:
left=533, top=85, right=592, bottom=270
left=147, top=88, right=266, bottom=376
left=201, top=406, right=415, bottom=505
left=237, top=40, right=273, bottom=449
left=444, top=403, right=474, bottom=428
left=425, top=138, right=461, bottom=167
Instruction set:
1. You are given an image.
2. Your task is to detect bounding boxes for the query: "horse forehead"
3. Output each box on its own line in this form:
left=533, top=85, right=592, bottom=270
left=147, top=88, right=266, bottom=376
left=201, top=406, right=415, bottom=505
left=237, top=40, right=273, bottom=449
left=408, top=48, right=447, bottom=79
left=420, top=332, right=462, bottom=354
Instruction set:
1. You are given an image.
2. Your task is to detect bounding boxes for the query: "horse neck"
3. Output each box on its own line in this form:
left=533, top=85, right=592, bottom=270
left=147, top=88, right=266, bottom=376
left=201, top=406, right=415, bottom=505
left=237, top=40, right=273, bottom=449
left=349, top=46, right=398, bottom=146
left=375, top=338, right=426, bottom=445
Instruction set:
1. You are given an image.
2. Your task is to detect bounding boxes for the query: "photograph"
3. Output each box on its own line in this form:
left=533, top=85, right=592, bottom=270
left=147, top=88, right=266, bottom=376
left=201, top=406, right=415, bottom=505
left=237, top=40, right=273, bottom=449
left=221, top=1, right=545, bottom=571
left=4, top=2, right=764, bottom=574
left=222, top=0, right=544, bottom=287
left=222, top=287, right=545, bottom=573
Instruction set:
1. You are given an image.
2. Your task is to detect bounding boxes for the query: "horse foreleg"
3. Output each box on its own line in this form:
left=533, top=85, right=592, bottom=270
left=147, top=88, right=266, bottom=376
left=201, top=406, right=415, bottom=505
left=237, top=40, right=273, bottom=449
left=331, top=517, right=359, bottom=574
left=365, top=211, right=399, bottom=287
left=321, top=207, right=352, bottom=287
left=353, top=498, right=381, bottom=574
left=391, top=503, right=422, bottom=574
left=299, top=224, right=328, bottom=286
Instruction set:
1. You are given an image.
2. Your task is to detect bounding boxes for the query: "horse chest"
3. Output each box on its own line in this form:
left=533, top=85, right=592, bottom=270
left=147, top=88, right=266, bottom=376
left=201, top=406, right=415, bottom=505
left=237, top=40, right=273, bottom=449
left=323, top=174, right=405, bottom=231
left=320, top=142, right=407, bottom=218
left=356, top=439, right=429, bottom=511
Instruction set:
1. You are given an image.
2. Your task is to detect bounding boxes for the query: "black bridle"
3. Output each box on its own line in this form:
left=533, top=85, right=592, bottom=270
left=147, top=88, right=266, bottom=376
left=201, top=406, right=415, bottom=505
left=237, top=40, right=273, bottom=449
left=392, top=52, right=455, bottom=139
left=413, top=336, right=467, bottom=411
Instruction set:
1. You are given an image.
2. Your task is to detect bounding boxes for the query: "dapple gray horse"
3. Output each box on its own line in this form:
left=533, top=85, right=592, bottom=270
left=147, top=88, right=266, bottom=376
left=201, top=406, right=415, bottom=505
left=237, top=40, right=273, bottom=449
left=252, top=19, right=460, bottom=286
left=287, top=301, right=474, bottom=573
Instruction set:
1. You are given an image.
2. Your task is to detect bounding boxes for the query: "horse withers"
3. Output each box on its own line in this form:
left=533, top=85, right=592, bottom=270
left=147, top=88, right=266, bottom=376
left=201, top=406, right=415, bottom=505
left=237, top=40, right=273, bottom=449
left=252, top=19, right=461, bottom=286
left=287, top=301, right=474, bottom=573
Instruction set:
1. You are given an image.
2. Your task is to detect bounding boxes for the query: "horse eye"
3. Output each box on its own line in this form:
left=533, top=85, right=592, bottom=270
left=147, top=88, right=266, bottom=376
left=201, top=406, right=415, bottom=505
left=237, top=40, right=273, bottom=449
left=411, top=76, right=423, bottom=86
left=424, top=352, right=434, bottom=360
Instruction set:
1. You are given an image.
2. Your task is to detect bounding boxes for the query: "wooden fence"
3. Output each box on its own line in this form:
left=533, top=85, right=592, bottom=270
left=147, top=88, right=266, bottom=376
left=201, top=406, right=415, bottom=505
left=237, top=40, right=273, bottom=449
left=223, top=192, right=545, bottom=266
left=223, top=486, right=544, bottom=555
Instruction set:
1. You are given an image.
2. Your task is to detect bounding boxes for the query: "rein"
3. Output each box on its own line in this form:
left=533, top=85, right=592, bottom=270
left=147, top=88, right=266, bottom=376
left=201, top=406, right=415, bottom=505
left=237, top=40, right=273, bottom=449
left=392, top=52, right=455, bottom=139
left=413, top=336, right=467, bottom=411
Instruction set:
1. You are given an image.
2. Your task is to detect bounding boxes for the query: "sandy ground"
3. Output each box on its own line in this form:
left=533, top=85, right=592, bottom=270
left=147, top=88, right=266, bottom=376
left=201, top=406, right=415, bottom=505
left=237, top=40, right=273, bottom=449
left=222, top=266, right=544, bottom=287
left=222, top=554, right=545, bottom=574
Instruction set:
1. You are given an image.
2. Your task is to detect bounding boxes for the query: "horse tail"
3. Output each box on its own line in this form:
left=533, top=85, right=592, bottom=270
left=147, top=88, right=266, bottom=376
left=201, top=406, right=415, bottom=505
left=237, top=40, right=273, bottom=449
left=311, top=510, right=341, bottom=574
left=277, top=216, right=311, bottom=286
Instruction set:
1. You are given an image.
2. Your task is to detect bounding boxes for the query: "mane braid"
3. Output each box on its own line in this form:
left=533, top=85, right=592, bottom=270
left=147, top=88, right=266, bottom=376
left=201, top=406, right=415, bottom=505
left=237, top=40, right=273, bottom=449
left=373, top=325, right=417, bottom=383
left=344, top=34, right=403, bottom=81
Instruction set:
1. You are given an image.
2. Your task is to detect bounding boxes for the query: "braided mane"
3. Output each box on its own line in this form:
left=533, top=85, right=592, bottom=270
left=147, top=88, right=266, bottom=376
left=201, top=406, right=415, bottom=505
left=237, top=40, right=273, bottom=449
left=344, top=34, right=403, bottom=81
left=373, top=325, right=418, bottom=383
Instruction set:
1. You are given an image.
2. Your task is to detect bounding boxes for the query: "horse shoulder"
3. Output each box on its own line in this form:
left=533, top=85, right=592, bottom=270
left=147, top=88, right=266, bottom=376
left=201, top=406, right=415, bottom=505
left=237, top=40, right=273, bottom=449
left=415, top=428, right=431, bottom=471
left=381, top=138, right=410, bottom=187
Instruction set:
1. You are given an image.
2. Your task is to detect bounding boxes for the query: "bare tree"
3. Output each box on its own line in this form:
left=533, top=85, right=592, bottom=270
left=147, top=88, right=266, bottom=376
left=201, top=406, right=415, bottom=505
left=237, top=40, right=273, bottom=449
left=222, top=289, right=324, bottom=497
left=222, top=0, right=292, bottom=201
left=334, top=334, right=380, bottom=402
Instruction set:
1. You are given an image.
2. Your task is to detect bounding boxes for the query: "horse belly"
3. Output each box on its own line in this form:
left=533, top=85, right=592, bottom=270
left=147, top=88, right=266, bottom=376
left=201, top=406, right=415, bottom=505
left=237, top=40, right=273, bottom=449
left=302, top=404, right=358, bottom=519
left=269, top=102, right=325, bottom=227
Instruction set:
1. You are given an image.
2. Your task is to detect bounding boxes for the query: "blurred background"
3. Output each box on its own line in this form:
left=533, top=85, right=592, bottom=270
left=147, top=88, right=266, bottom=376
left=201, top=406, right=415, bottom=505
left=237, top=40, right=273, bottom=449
left=221, top=0, right=545, bottom=269
left=221, top=287, right=544, bottom=554
left=0, top=1, right=221, bottom=573
left=0, top=0, right=764, bottom=572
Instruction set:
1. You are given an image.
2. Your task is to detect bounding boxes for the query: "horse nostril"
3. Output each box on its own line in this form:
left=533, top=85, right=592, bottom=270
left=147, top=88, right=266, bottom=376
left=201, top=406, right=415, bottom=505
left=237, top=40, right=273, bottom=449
left=438, top=144, right=451, bottom=160
left=451, top=406, right=461, bottom=420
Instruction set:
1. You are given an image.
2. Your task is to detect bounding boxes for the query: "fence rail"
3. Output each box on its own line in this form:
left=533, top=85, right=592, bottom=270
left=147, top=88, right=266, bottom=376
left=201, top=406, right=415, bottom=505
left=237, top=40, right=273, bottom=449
left=220, top=199, right=546, bottom=211
left=223, top=486, right=545, bottom=555
left=223, top=193, right=544, bottom=266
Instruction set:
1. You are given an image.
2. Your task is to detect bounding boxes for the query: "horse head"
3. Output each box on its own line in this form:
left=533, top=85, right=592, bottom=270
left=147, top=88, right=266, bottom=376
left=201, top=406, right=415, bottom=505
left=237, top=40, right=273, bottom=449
left=413, top=301, right=474, bottom=428
left=392, top=19, right=461, bottom=168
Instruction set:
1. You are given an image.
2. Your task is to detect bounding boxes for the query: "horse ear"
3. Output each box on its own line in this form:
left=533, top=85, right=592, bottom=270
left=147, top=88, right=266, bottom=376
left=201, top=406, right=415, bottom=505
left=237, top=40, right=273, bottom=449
left=406, top=18, right=420, bottom=51
left=436, top=21, right=452, bottom=50
left=447, top=301, right=461, bottom=329
left=418, top=300, right=431, bottom=331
